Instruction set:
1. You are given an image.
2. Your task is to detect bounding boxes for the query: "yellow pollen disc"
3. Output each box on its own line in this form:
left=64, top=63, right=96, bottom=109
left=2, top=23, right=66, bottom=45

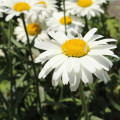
left=77, top=0, right=93, bottom=7
left=26, top=23, right=41, bottom=36
left=14, top=2, right=31, bottom=12
left=38, top=1, right=47, bottom=7
left=62, top=39, right=89, bottom=57
left=59, top=16, right=72, bottom=25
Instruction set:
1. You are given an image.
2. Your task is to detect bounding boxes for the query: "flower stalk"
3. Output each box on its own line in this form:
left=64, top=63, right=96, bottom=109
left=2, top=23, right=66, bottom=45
left=8, top=20, right=14, bottom=119
left=63, top=0, right=67, bottom=35
left=79, top=82, right=89, bottom=120
left=20, top=14, right=42, bottom=119
left=85, top=16, right=89, bottom=31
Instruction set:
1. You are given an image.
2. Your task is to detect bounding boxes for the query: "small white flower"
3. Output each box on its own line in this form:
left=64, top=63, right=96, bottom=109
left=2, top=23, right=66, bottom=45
left=46, top=12, right=84, bottom=32
left=35, top=28, right=117, bottom=91
left=37, top=0, right=58, bottom=19
left=2, top=0, right=44, bottom=21
left=0, top=49, right=5, bottom=57
left=14, top=18, right=49, bottom=44
left=63, top=0, right=106, bottom=20
left=0, top=0, right=4, bottom=18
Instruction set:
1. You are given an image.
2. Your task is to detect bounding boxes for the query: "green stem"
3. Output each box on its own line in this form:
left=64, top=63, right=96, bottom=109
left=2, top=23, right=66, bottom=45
left=79, top=82, right=89, bottom=120
left=20, top=14, right=42, bottom=119
left=63, top=0, right=67, bottom=35
left=85, top=16, right=89, bottom=31
left=101, top=14, right=106, bottom=36
left=59, top=85, right=64, bottom=102
left=8, top=21, right=14, bottom=118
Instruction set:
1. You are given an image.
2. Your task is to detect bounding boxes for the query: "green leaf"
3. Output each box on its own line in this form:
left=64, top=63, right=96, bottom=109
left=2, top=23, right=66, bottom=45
left=91, top=115, right=103, bottom=120
left=45, top=94, right=54, bottom=102
left=105, top=18, right=120, bottom=38
left=16, top=72, right=27, bottom=88
left=108, top=97, right=120, bottom=111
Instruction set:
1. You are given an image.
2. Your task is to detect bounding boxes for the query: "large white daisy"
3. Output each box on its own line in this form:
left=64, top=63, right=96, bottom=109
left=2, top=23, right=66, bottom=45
left=2, top=0, right=44, bottom=21
left=63, top=0, right=106, bottom=19
left=14, top=18, right=49, bottom=44
left=35, top=28, right=117, bottom=91
left=46, top=12, right=84, bottom=32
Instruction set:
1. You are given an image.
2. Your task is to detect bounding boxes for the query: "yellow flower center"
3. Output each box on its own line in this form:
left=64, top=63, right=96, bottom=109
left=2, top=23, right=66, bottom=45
left=26, top=23, right=41, bottom=36
left=38, top=1, right=47, bottom=7
left=59, top=16, right=72, bottom=25
left=62, top=39, right=89, bottom=57
left=14, top=2, right=31, bottom=12
left=77, top=0, right=93, bottom=7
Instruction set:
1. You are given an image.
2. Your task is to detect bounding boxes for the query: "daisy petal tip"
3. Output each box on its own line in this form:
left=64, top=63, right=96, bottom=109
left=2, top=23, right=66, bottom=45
left=35, top=58, right=40, bottom=63
left=34, top=41, right=39, bottom=48
left=70, top=87, right=78, bottom=92
left=52, top=82, right=58, bottom=87
left=38, top=73, right=43, bottom=79
left=38, top=75, right=42, bottom=79
left=112, top=39, right=117, bottom=42
left=115, top=55, right=119, bottom=58
left=48, top=31, right=55, bottom=36
left=93, top=28, right=98, bottom=31
left=70, top=89, right=76, bottom=92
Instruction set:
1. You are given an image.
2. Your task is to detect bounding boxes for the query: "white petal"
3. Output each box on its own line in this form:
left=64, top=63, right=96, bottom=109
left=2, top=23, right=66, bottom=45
left=35, top=49, right=62, bottom=63
left=52, top=78, right=61, bottom=87
left=81, top=65, right=93, bottom=84
left=70, top=73, right=80, bottom=91
left=72, top=58, right=80, bottom=73
left=62, top=69, right=69, bottom=85
left=39, top=54, right=65, bottom=79
left=66, top=58, right=73, bottom=73
left=94, top=69, right=109, bottom=83
left=83, top=28, right=97, bottom=42
left=87, top=55, right=110, bottom=71
left=48, top=31, right=69, bottom=44
left=90, top=45, right=117, bottom=50
left=79, top=56, right=96, bottom=73
left=89, top=39, right=116, bottom=45
left=88, top=35, right=103, bottom=43
left=34, top=40, right=61, bottom=50
left=52, top=60, right=67, bottom=81
left=88, top=50, right=118, bottom=58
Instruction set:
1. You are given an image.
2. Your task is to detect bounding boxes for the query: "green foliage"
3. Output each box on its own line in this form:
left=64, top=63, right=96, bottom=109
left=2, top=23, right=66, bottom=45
left=105, top=18, right=120, bottom=39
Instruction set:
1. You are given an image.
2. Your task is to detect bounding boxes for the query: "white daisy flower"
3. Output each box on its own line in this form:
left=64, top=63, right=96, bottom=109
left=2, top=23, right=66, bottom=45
left=0, top=49, right=5, bottom=57
left=46, top=12, right=84, bottom=32
left=2, top=0, right=44, bottom=21
left=14, top=18, right=49, bottom=44
left=0, top=1, right=4, bottom=18
left=37, top=0, right=58, bottom=19
left=63, top=0, right=106, bottom=20
left=35, top=28, right=117, bottom=91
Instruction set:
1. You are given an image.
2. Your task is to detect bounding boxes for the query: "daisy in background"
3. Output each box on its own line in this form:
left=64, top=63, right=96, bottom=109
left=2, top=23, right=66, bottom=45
left=37, top=0, right=58, bottom=19
left=35, top=28, right=117, bottom=91
left=2, top=0, right=44, bottom=21
left=0, top=49, right=5, bottom=57
left=63, top=0, right=106, bottom=20
left=0, top=0, right=4, bottom=18
left=14, top=18, right=49, bottom=44
left=46, top=12, right=84, bottom=32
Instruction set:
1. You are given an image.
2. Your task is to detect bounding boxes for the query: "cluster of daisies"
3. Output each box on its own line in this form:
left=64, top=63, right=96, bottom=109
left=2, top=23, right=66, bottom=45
left=0, top=0, right=118, bottom=91
left=0, top=0, right=107, bottom=44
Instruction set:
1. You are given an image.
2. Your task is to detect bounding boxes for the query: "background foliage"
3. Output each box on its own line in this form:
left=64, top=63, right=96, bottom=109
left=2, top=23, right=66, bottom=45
left=0, top=0, right=120, bottom=120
